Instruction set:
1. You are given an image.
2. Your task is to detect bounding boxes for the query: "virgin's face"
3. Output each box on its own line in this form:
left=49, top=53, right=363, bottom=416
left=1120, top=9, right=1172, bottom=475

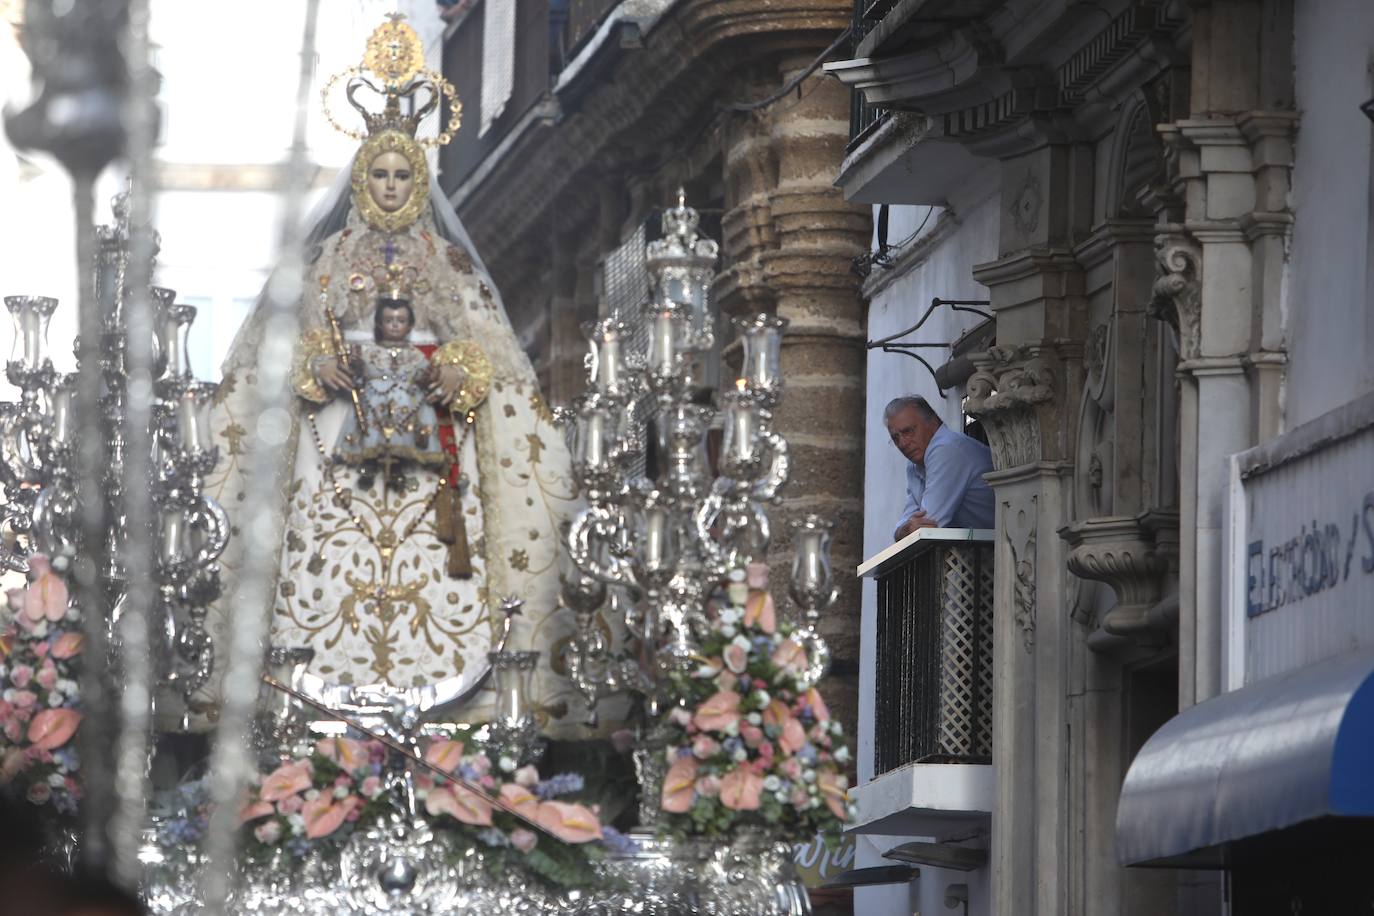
left=367, top=151, right=415, bottom=213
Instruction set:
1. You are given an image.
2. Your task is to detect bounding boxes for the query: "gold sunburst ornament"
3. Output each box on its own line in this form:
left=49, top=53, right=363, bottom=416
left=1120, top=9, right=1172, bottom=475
left=322, top=13, right=463, bottom=148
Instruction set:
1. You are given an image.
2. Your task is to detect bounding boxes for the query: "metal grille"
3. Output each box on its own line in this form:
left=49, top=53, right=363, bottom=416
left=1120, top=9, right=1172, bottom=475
left=846, top=0, right=892, bottom=152
left=601, top=223, right=651, bottom=480
left=874, top=542, right=994, bottom=775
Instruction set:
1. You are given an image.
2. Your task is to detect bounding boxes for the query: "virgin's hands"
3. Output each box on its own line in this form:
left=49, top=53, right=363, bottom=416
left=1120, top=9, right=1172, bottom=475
left=427, top=364, right=467, bottom=407
left=316, top=357, right=355, bottom=392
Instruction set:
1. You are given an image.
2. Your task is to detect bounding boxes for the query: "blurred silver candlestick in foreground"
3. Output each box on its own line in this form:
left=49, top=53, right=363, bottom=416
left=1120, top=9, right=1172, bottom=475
left=0, top=190, right=230, bottom=703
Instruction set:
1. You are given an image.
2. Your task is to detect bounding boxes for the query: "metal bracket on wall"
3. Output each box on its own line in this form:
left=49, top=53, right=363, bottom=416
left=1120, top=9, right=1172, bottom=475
left=866, top=298, right=992, bottom=396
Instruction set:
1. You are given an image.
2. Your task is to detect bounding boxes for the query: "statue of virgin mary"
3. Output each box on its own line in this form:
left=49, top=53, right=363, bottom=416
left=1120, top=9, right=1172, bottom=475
left=196, top=18, right=581, bottom=732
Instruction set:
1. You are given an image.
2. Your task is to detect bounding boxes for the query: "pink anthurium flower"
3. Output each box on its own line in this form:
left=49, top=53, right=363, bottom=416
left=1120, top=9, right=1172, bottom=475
left=719, top=764, right=764, bottom=811
left=779, top=717, right=807, bottom=755
left=803, top=687, right=831, bottom=723
left=49, top=632, right=84, bottom=659
left=315, top=737, right=366, bottom=770
left=425, top=784, right=493, bottom=826
left=237, top=799, right=275, bottom=824
left=692, top=690, right=741, bottom=732
left=817, top=769, right=850, bottom=820
left=23, top=558, right=68, bottom=624
left=742, top=591, right=776, bottom=633
left=660, top=755, right=698, bottom=813
left=259, top=760, right=313, bottom=802
left=27, top=708, right=81, bottom=751
left=535, top=800, right=603, bottom=844
left=770, top=639, right=806, bottom=676
left=498, top=781, right=539, bottom=819
left=302, top=794, right=358, bottom=839
left=423, top=739, right=465, bottom=773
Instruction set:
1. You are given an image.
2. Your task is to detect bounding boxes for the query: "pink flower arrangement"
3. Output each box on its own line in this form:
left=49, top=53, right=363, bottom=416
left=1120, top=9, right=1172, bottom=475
left=235, top=736, right=389, bottom=860
left=0, top=556, right=84, bottom=816
left=657, top=564, right=854, bottom=841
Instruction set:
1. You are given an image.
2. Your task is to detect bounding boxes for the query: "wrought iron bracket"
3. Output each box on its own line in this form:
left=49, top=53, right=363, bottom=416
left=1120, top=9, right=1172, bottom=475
left=865, top=297, right=992, bottom=396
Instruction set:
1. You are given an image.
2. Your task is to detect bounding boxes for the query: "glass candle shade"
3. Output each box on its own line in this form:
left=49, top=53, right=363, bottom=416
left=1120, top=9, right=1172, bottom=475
left=583, top=318, right=630, bottom=397
left=48, top=373, right=77, bottom=446
left=735, top=313, right=788, bottom=394
left=159, top=509, right=188, bottom=567
left=631, top=486, right=677, bottom=588
left=719, top=388, right=763, bottom=476
left=488, top=650, right=539, bottom=733
left=644, top=305, right=689, bottom=377
left=571, top=395, right=616, bottom=475
left=175, top=381, right=218, bottom=454
left=789, top=515, right=836, bottom=615
left=5, top=296, right=58, bottom=374
left=156, top=301, right=196, bottom=382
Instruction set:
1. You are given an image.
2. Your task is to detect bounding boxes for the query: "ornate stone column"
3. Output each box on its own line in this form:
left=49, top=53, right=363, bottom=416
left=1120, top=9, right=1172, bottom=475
left=717, top=58, right=870, bottom=727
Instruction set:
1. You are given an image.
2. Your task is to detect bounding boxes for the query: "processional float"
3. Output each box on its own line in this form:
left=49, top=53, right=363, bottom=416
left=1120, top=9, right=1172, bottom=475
left=0, top=5, right=850, bottom=914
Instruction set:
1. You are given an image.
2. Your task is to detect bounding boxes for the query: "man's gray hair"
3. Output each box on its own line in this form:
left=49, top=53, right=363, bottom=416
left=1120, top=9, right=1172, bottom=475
left=883, top=395, right=941, bottom=424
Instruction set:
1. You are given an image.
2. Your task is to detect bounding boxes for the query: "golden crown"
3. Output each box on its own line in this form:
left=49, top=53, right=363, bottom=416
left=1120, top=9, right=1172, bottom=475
left=322, top=14, right=462, bottom=148
left=381, top=263, right=415, bottom=301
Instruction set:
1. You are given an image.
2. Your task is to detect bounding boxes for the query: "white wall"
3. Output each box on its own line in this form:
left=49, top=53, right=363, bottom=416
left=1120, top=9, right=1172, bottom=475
left=1285, top=0, right=1374, bottom=427
left=855, top=172, right=999, bottom=916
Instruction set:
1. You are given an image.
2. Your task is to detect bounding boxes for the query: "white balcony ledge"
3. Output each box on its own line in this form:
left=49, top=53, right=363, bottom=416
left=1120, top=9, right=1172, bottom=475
left=848, top=762, right=993, bottom=840
left=858, top=527, right=994, bottom=579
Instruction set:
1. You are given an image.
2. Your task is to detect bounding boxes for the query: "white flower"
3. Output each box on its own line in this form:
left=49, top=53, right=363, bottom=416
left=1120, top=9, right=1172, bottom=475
left=726, top=583, right=749, bottom=605
left=305, top=789, right=320, bottom=801
left=753, top=690, right=770, bottom=707
left=287, top=813, right=306, bottom=835
left=763, top=775, right=780, bottom=792
left=834, top=746, right=850, bottom=763
left=414, top=788, right=429, bottom=802
left=746, top=713, right=762, bottom=726
left=730, top=634, right=751, bottom=651
left=668, top=707, right=693, bottom=727
left=31, top=621, right=48, bottom=638
left=722, top=719, right=740, bottom=737
left=498, top=756, right=517, bottom=773
left=2, top=689, right=12, bottom=702
left=732, top=748, right=747, bottom=763
left=802, top=770, right=816, bottom=784
left=807, top=797, right=820, bottom=810
left=694, top=665, right=719, bottom=679
left=717, top=607, right=741, bottom=625
left=57, top=679, right=78, bottom=694
left=720, top=625, right=737, bottom=638
left=47, top=773, right=65, bottom=788
left=830, top=721, right=843, bottom=736
left=47, top=693, right=62, bottom=707
left=774, top=790, right=789, bottom=803
left=727, top=569, right=746, bottom=583
left=333, top=786, right=349, bottom=799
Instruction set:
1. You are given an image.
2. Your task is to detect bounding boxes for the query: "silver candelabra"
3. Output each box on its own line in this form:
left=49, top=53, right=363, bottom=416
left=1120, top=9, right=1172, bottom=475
left=557, top=191, right=838, bottom=736
left=0, top=190, right=229, bottom=702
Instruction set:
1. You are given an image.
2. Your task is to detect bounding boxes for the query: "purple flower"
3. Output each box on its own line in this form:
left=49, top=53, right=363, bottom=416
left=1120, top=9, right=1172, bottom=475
left=601, top=826, right=639, bottom=855
left=534, top=772, right=585, bottom=799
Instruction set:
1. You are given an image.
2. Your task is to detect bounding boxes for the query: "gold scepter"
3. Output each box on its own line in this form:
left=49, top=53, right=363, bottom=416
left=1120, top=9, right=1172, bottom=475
left=318, top=275, right=367, bottom=432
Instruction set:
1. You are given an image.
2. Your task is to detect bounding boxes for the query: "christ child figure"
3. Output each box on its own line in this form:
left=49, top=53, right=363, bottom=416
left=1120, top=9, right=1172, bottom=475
left=335, top=297, right=449, bottom=488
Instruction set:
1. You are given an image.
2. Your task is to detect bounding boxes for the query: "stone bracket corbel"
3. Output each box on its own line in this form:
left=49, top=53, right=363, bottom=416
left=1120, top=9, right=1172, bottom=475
left=966, top=345, right=1061, bottom=470
left=1147, top=226, right=1202, bottom=360
left=1059, top=509, right=1179, bottom=646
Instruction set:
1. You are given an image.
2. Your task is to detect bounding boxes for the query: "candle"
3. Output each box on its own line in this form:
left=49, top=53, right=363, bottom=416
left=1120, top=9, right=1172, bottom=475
left=157, top=303, right=197, bottom=382
left=721, top=389, right=760, bottom=471
left=48, top=374, right=76, bottom=445
left=647, top=309, right=678, bottom=375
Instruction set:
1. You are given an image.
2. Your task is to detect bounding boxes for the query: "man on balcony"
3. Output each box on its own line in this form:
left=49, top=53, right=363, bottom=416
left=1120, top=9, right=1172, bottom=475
left=886, top=395, right=995, bottom=539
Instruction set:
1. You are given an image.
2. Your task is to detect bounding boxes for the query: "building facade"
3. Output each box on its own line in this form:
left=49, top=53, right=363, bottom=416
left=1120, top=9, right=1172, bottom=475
left=835, top=0, right=1374, bottom=914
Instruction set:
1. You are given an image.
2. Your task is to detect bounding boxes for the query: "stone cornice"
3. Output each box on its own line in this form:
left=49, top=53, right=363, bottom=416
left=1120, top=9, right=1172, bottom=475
left=444, top=0, right=852, bottom=284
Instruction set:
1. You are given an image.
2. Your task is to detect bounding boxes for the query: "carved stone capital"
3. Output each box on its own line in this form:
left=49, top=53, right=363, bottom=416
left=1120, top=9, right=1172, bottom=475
left=966, top=346, right=1059, bottom=470
left=1148, top=227, right=1202, bottom=360
left=1060, top=512, right=1177, bottom=642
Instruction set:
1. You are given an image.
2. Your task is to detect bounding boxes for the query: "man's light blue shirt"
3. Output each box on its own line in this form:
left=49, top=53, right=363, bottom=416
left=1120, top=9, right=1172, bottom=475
left=895, top=423, right=995, bottom=537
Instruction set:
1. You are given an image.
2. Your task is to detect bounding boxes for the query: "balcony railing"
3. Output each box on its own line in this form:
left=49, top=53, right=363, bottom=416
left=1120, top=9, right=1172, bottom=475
left=846, top=0, right=893, bottom=151
left=859, top=529, right=994, bottom=776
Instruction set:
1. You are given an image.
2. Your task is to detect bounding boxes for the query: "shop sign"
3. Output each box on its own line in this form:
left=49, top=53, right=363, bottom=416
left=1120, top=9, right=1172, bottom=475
left=1232, top=397, right=1374, bottom=684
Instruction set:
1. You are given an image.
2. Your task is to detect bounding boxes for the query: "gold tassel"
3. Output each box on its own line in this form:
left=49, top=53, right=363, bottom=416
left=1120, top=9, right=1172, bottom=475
left=447, top=509, right=473, bottom=579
